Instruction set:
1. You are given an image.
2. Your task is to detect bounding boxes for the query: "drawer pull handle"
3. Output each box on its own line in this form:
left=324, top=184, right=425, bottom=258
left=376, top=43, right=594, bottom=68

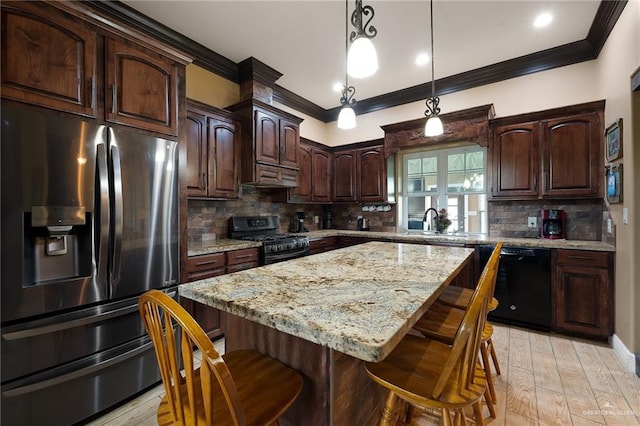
left=567, top=255, right=593, bottom=260
left=233, top=254, right=254, bottom=259
left=195, top=260, right=220, bottom=266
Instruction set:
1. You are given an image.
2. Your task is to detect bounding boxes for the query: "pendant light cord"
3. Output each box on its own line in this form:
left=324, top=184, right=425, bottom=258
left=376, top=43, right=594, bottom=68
left=345, top=0, right=349, bottom=89
left=430, top=0, right=435, bottom=99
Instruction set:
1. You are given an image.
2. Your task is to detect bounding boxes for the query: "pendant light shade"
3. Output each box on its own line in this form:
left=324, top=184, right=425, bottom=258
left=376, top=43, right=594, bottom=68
left=425, top=116, right=444, bottom=137
left=347, top=0, right=378, bottom=79
left=347, top=37, right=378, bottom=79
left=337, top=105, right=357, bottom=129
left=423, top=0, right=444, bottom=136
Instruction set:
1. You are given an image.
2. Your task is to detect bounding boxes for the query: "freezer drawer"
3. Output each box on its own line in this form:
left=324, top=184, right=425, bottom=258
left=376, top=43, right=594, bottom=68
left=1, top=336, right=161, bottom=426
left=2, top=288, right=175, bottom=383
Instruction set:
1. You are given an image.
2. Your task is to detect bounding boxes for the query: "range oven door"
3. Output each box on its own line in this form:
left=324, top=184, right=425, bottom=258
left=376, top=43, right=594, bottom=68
left=263, top=247, right=310, bottom=265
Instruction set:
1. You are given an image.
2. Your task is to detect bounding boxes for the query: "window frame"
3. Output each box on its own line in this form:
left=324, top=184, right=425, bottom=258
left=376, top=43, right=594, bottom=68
left=400, top=144, right=487, bottom=233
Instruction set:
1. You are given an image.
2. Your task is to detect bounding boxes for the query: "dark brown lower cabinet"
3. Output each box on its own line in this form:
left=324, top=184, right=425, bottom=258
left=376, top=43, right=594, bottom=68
left=308, top=237, right=337, bottom=255
left=552, top=250, right=613, bottom=340
left=183, top=247, right=259, bottom=337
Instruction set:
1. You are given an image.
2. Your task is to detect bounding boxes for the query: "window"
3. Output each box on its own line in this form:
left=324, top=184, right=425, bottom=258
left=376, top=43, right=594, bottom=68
left=402, top=145, right=487, bottom=234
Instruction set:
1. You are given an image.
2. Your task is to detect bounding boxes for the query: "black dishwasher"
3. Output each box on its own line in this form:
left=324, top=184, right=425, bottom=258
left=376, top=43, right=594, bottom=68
left=479, top=245, right=551, bottom=331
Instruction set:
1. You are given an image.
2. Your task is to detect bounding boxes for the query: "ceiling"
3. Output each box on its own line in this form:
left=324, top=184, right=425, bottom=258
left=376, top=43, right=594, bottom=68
left=119, top=1, right=613, bottom=117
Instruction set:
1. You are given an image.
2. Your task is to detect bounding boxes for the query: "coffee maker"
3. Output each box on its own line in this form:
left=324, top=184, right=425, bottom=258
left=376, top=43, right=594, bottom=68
left=290, top=211, right=308, bottom=233
left=541, top=209, right=565, bottom=239
left=321, top=206, right=333, bottom=229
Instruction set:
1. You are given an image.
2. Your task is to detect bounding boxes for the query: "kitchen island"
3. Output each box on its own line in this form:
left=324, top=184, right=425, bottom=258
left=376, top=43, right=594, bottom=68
left=180, top=242, right=475, bottom=426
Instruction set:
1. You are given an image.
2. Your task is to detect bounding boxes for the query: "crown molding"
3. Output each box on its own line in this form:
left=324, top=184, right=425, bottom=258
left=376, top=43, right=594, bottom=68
left=93, top=0, right=628, bottom=122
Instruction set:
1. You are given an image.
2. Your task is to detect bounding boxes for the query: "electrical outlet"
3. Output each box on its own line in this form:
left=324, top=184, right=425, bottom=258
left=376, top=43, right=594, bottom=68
left=527, top=217, right=537, bottom=228
left=622, top=208, right=628, bottom=224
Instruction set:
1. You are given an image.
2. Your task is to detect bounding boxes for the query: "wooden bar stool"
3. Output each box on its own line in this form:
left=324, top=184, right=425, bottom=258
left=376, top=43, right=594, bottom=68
left=139, top=290, right=303, bottom=425
left=413, top=243, right=503, bottom=405
left=365, top=255, right=494, bottom=426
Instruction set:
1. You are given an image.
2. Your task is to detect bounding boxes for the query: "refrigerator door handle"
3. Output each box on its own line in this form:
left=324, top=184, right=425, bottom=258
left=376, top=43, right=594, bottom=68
left=96, top=143, right=110, bottom=289
left=110, top=141, right=123, bottom=289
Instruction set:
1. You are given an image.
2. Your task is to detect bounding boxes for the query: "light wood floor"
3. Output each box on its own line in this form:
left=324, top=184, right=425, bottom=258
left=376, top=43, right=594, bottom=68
left=86, top=325, right=640, bottom=426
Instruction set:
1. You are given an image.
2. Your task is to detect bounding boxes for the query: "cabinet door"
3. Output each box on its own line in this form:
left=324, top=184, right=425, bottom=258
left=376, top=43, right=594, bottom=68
left=186, top=110, right=208, bottom=197
left=289, top=143, right=312, bottom=202
left=490, top=123, right=540, bottom=198
left=357, top=147, right=385, bottom=201
left=312, top=149, right=332, bottom=202
left=208, top=117, right=239, bottom=198
left=553, top=265, right=611, bottom=338
left=105, top=38, right=178, bottom=136
left=1, top=1, right=97, bottom=117
left=541, top=113, right=601, bottom=198
left=254, top=108, right=280, bottom=164
left=279, top=118, right=299, bottom=168
left=333, top=150, right=357, bottom=201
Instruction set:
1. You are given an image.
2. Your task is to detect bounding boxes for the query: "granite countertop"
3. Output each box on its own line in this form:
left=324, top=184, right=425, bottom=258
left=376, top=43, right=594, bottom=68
left=188, top=239, right=262, bottom=257
left=187, top=230, right=615, bottom=257
left=180, top=242, right=475, bottom=362
left=301, top=230, right=616, bottom=252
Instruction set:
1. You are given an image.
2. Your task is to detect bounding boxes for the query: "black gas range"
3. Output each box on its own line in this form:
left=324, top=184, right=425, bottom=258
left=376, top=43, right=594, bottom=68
left=229, top=216, right=309, bottom=265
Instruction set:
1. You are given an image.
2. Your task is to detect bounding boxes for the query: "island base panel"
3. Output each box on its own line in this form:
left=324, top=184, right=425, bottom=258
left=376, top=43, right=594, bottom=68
left=224, top=313, right=387, bottom=426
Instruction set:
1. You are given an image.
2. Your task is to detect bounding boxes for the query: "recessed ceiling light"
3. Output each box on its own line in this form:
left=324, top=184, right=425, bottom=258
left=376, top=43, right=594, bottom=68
left=415, top=52, right=429, bottom=66
left=332, top=82, right=344, bottom=92
left=534, top=12, right=553, bottom=28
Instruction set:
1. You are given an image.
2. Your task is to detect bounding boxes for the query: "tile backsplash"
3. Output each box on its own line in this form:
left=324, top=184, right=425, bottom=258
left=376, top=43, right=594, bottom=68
left=187, top=186, right=327, bottom=242
left=488, top=199, right=603, bottom=241
left=188, top=187, right=605, bottom=242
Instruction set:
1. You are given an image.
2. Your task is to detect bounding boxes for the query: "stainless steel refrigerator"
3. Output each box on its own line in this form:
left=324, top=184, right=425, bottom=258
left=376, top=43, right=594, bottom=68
left=1, top=103, right=179, bottom=425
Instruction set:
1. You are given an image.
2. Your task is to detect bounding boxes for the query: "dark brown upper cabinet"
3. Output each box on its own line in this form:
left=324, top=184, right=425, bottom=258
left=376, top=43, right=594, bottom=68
left=357, top=147, right=386, bottom=202
left=228, top=99, right=303, bottom=188
left=312, top=149, right=332, bottom=202
left=333, top=150, right=357, bottom=201
left=333, top=145, right=386, bottom=202
left=541, top=113, right=602, bottom=198
left=490, top=122, right=540, bottom=198
left=186, top=100, right=240, bottom=199
left=186, top=109, right=208, bottom=197
left=289, top=139, right=331, bottom=203
left=489, top=101, right=604, bottom=200
left=1, top=1, right=185, bottom=137
left=105, top=37, right=179, bottom=136
left=1, top=1, right=97, bottom=117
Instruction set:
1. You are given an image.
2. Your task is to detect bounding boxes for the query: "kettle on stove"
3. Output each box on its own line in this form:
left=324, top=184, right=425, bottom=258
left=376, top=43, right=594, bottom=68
left=357, top=217, right=369, bottom=231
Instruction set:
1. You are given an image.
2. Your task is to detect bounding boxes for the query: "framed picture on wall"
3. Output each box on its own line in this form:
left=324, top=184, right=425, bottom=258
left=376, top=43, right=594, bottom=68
left=605, top=118, right=623, bottom=161
left=606, top=163, right=622, bottom=204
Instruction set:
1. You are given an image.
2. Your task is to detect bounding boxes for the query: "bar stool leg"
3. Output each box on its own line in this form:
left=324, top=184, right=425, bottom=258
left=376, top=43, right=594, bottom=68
left=380, top=392, right=399, bottom=426
left=480, top=341, right=497, bottom=403
left=488, top=337, right=501, bottom=375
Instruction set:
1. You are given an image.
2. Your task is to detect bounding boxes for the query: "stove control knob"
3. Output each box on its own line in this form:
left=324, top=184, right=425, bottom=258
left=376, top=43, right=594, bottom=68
left=277, top=244, right=284, bottom=251
left=287, top=242, right=294, bottom=249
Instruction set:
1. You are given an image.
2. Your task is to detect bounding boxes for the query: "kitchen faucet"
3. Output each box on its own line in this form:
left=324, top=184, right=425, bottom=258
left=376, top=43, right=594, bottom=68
left=422, top=207, right=439, bottom=231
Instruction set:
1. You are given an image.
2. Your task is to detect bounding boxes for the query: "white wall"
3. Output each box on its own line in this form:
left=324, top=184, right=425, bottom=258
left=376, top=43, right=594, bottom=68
left=595, top=0, right=640, bottom=354
left=319, top=60, right=599, bottom=147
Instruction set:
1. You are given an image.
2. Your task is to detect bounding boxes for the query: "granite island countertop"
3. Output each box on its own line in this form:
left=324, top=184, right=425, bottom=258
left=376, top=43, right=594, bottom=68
left=180, top=241, right=475, bottom=362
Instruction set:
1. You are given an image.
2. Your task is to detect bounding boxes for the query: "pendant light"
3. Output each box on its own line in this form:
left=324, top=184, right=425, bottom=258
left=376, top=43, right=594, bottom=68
left=424, top=0, right=443, bottom=137
left=339, top=0, right=357, bottom=129
left=347, top=0, right=378, bottom=79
